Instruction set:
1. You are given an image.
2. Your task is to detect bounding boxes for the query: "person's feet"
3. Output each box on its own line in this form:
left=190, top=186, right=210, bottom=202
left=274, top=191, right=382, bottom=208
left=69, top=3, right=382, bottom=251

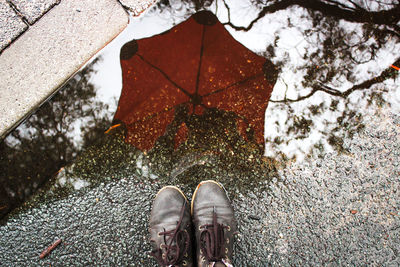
left=149, top=186, right=193, bottom=266
left=191, top=180, right=236, bottom=267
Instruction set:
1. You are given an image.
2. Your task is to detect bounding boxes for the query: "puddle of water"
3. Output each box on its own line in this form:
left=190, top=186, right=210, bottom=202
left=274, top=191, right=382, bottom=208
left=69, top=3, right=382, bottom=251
left=1, top=0, right=399, bottom=220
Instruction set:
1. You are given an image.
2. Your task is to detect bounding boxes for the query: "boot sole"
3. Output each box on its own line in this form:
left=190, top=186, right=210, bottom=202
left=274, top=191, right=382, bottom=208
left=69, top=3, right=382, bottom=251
left=155, top=185, right=188, bottom=202
left=191, top=180, right=229, bottom=215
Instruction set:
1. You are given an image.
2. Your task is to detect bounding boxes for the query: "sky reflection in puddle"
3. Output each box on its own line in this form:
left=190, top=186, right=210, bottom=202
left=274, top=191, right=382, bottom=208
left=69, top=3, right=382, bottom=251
left=1, top=0, right=399, bottom=219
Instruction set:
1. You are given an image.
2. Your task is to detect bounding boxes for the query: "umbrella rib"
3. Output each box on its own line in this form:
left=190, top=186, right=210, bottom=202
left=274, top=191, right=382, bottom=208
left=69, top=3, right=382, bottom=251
left=195, top=26, right=206, bottom=95
left=202, top=73, right=264, bottom=97
left=136, top=54, right=192, bottom=98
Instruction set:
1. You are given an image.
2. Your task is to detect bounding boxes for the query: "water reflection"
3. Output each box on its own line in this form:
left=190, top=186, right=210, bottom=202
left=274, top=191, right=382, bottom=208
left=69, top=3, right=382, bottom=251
left=257, top=0, right=400, bottom=161
left=1, top=0, right=399, bottom=219
left=121, top=0, right=399, bottom=163
left=139, top=0, right=400, bottom=162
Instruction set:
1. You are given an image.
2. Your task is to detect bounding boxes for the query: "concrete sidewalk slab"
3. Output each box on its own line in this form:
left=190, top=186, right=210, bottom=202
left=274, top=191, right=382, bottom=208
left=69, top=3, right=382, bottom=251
left=10, top=0, right=60, bottom=24
left=0, top=0, right=27, bottom=50
left=0, top=0, right=129, bottom=139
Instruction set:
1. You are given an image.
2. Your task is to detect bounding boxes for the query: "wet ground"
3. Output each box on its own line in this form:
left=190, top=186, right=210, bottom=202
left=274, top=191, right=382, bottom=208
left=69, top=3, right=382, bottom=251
left=1, top=0, right=399, bottom=266
left=0, top=106, right=398, bottom=266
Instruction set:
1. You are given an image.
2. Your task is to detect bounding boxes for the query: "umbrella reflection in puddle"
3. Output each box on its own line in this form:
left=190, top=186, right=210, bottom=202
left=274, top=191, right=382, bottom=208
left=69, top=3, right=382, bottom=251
left=114, top=11, right=279, bottom=155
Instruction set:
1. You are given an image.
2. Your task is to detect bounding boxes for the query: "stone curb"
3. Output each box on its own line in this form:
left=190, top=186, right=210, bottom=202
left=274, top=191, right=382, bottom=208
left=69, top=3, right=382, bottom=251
left=0, top=0, right=129, bottom=139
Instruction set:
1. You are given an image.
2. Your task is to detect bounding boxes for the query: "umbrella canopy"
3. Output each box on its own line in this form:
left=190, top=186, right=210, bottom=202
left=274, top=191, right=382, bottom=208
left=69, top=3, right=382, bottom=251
left=114, top=11, right=277, bottom=151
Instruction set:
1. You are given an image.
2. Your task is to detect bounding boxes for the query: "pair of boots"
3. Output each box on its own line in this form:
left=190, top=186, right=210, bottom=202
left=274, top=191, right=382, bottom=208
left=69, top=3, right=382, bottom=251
left=149, top=180, right=237, bottom=267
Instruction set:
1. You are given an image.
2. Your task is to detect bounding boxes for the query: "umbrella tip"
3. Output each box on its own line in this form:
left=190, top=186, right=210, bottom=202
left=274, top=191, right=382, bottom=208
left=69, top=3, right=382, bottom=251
left=193, top=10, right=218, bottom=26
left=120, top=39, right=138, bottom=61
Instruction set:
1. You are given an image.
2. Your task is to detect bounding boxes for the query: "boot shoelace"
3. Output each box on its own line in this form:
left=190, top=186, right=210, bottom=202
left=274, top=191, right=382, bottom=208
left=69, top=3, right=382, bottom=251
left=199, top=208, right=233, bottom=267
left=151, top=202, right=190, bottom=267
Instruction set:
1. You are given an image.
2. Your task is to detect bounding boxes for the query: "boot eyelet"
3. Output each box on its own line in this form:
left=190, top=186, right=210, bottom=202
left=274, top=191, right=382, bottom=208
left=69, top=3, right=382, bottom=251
left=199, top=225, right=203, bottom=231
left=183, top=260, right=187, bottom=266
left=227, top=225, right=231, bottom=231
left=162, top=253, right=166, bottom=259
left=226, top=238, right=229, bottom=244
left=159, top=244, right=165, bottom=249
left=225, top=247, right=229, bottom=254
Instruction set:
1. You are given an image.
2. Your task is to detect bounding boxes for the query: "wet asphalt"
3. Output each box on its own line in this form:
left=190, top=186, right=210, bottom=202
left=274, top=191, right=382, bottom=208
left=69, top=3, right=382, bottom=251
left=0, top=107, right=399, bottom=266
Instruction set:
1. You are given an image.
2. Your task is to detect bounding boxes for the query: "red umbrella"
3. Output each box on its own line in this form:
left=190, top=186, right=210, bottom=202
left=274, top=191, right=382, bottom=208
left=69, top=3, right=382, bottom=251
left=114, top=11, right=277, bottom=151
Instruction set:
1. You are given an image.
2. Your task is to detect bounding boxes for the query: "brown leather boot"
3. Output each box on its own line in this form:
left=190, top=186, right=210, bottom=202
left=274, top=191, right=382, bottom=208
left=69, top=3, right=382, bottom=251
left=191, top=180, right=237, bottom=267
left=149, top=186, right=193, bottom=267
